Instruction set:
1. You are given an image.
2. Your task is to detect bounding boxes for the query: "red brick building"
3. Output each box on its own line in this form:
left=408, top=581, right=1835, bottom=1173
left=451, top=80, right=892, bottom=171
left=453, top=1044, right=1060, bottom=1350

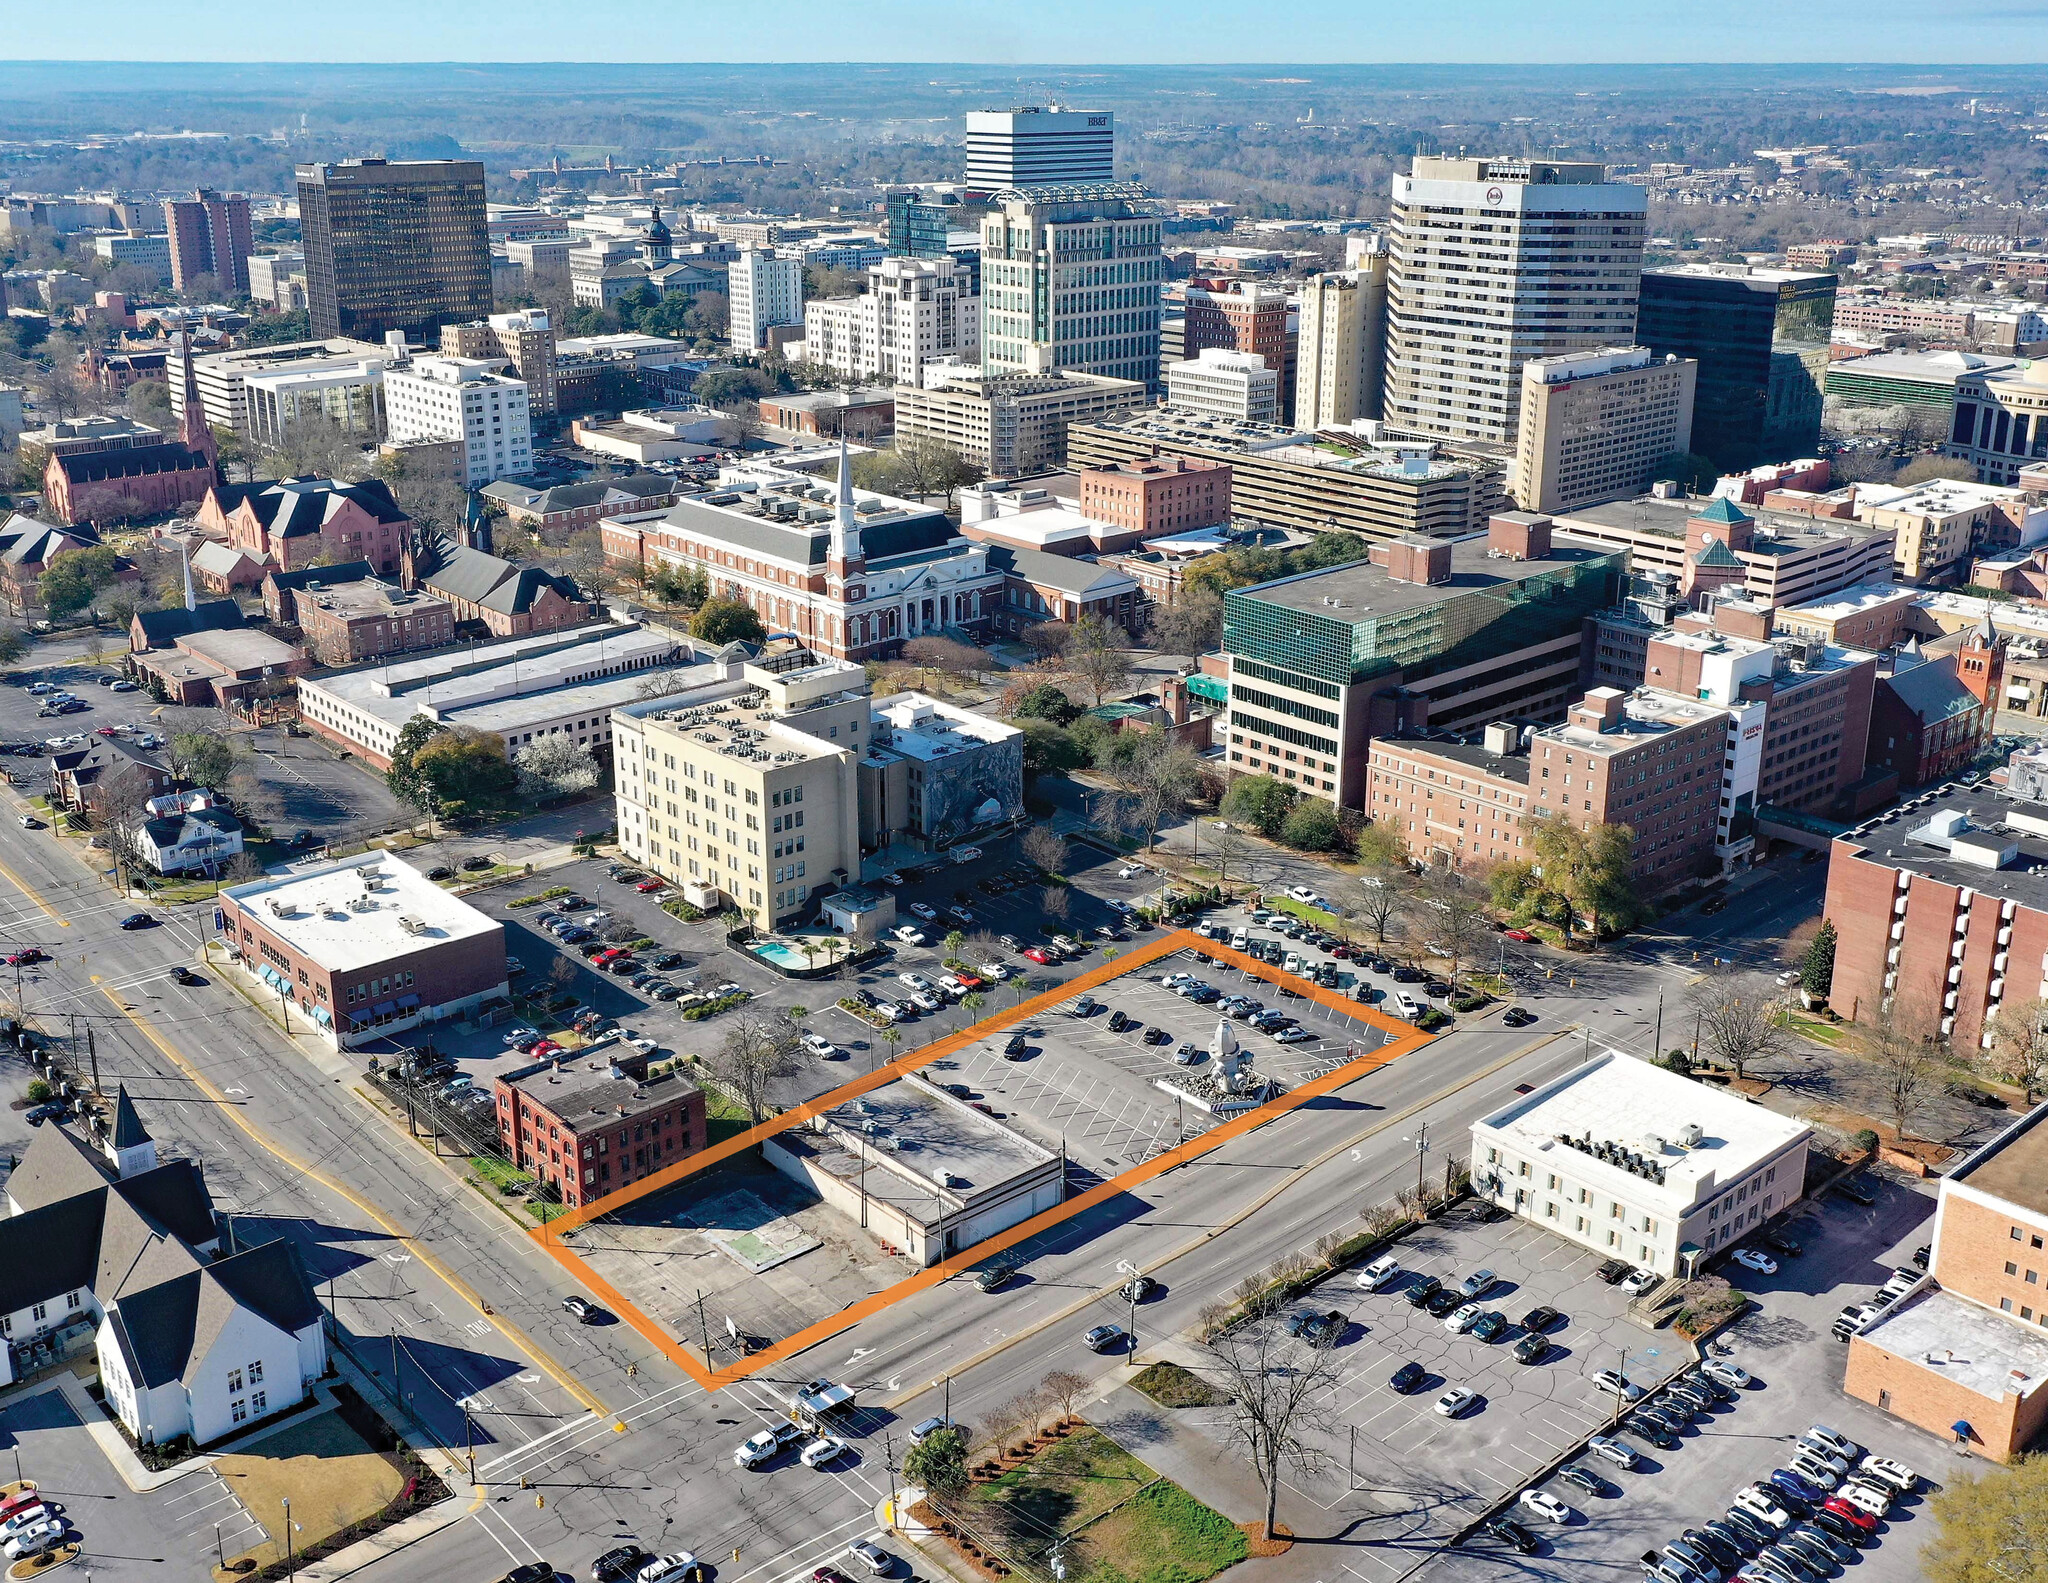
left=197, top=476, right=412, bottom=579
left=43, top=441, right=216, bottom=527
left=1843, top=1102, right=2048, bottom=1462
left=218, top=852, right=508, bottom=1047
left=289, top=575, right=456, bottom=666
left=1077, top=458, right=1232, bottom=541
left=496, top=1062, right=707, bottom=1210
left=1528, top=686, right=1731, bottom=885
left=1869, top=621, right=2003, bottom=792
left=1181, top=278, right=1293, bottom=417
left=1367, top=722, right=1534, bottom=872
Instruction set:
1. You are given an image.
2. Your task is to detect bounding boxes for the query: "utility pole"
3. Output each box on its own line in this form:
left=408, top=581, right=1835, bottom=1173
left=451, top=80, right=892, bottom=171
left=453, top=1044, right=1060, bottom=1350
left=1127, top=1293, right=1138, bottom=1367
left=86, top=1027, right=97, bottom=1094
left=883, top=1433, right=899, bottom=1531
left=1692, top=1005, right=1703, bottom=1068
left=282, top=1497, right=295, bottom=1583
left=1412, top=1122, right=1429, bottom=1204
left=697, top=1289, right=713, bottom=1364
left=1653, top=990, right=1664, bottom=1061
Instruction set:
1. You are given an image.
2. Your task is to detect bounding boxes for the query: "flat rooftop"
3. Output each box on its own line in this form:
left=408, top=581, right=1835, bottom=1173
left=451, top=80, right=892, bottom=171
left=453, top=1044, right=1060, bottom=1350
left=1858, top=1287, right=2048, bottom=1403
left=796, top=1075, right=1054, bottom=1227
left=1948, top=1101, right=2048, bottom=1219
left=1779, top=581, right=1918, bottom=621
left=1378, top=733, right=1532, bottom=785
left=1233, top=531, right=1620, bottom=623
left=1536, top=689, right=1728, bottom=757
left=1475, top=1051, right=1811, bottom=1212
left=1838, top=780, right=2048, bottom=914
left=869, top=692, right=1021, bottom=764
left=302, top=580, right=448, bottom=621
left=504, top=1056, right=700, bottom=1130
left=1558, top=496, right=1893, bottom=553
left=1084, top=407, right=1479, bottom=481
left=223, top=851, right=502, bottom=973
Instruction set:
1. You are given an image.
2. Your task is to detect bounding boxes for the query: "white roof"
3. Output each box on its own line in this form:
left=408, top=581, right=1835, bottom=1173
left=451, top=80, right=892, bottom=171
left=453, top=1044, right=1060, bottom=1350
left=223, top=851, right=501, bottom=974
left=1779, top=581, right=1917, bottom=620
left=1474, top=1051, right=1811, bottom=1212
left=1857, top=1287, right=2048, bottom=1404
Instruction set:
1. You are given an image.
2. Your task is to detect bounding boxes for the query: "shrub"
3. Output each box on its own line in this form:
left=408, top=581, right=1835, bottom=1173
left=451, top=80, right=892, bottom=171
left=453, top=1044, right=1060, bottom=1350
left=25, top=1079, right=51, bottom=1104
left=1279, top=799, right=1341, bottom=852
left=1850, top=1128, right=1880, bottom=1154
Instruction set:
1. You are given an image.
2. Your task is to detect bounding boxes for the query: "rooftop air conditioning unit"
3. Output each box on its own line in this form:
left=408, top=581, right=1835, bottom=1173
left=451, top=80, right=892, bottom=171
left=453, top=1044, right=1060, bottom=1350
left=1679, top=1122, right=1704, bottom=1147
left=398, top=914, right=426, bottom=935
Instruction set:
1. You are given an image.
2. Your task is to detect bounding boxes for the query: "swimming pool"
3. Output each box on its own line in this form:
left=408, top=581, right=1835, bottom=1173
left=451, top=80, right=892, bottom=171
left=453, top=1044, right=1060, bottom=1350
left=748, top=939, right=812, bottom=970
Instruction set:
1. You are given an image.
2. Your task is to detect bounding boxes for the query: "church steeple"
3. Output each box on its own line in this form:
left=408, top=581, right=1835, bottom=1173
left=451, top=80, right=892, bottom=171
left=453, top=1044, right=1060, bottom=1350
left=829, top=434, right=864, bottom=572
left=178, top=333, right=218, bottom=478
left=104, top=1085, right=157, bottom=1179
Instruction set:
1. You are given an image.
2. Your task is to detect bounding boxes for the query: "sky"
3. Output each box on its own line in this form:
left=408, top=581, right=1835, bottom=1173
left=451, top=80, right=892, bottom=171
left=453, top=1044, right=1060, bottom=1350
left=6, top=0, right=2048, bottom=65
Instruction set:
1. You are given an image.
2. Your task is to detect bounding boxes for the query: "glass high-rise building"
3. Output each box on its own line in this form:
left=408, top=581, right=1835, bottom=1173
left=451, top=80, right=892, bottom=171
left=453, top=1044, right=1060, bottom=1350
left=1637, top=264, right=1837, bottom=472
left=980, top=183, right=1162, bottom=393
left=296, top=158, right=491, bottom=343
left=886, top=192, right=954, bottom=259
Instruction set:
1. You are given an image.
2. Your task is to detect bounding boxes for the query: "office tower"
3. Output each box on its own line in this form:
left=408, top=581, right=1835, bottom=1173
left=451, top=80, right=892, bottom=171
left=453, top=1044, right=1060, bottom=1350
left=162, top=189, right=254, bottom=295
left=1182, top=277, right=1292, bottom=418
left=980, top=184, right=1162, bottom=391
left=965, top=107, right=1114, bottom=192
left=1512, top=346, right=1697, bottom=514
left=1637, top=264, right=1837, bottom=472
left=1383, top=156, right=1646, bottom=446
left=1296, top=247, right=1389, bottom=429
left=296, top=158, right=491, bottom=343
left=886, top=192, right=954, bottom=259
left=729, top=249, right=804, bottom=355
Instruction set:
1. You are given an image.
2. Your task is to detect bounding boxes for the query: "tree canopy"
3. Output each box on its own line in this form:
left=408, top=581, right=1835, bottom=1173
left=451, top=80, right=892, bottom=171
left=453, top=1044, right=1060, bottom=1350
left=689, top=596, right=767, bottom=647
left=38, top=545, right=121, bottom=619
left=1221, top=775, right=1299, bottom=839
left=1924, top=1452, right=2048, bottom=1583
left=1009, top=681, right=1079, bottom=725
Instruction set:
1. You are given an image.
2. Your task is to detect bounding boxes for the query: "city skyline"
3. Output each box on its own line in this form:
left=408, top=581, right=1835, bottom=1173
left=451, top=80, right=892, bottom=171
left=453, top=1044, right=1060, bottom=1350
left=6, top=1, right=2048, bottom=63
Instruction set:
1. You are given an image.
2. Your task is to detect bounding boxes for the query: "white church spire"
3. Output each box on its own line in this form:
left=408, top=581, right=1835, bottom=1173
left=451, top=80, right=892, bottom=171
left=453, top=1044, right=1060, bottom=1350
left=830, top=433, right=863, bottom=564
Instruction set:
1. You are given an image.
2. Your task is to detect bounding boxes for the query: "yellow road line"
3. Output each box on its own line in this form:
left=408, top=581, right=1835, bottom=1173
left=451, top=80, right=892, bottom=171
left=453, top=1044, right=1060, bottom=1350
left=0, top=849, right=71, bottom=927
left=97, top=986, right=611, bottom=1420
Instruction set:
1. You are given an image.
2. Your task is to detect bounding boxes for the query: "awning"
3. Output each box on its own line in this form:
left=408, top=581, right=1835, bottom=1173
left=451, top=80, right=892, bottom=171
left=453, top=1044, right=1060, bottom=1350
left=397, top=993, right=420, bottom=1009
left=309, top=1006, right=332, bottom=1027
left=258, top=965, right=283, bottom=989
left=372, top=1000, right=397, bottom=1016
left=1953, top=1420, right=1975, bottom=1440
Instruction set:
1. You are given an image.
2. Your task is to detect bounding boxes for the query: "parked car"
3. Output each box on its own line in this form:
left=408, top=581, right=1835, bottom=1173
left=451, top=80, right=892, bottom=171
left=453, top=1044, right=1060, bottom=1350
left=1759, top=1227, right=1803, bottom=1257
left=1592, top=1369, right=1644, bottom=1402
left=1433, top=1386, right=1479, bottom=1418
left=1484, top=1518, right=1539, bottom=1555
left=1357, top=1255, right=1401, bottom=1291
left=1620, top=1267, right=1661, bottom=1296
left=1586, top=1434, right=1637, bottom=1469
left=1518, top=1489, right=1570, bottom=1524
left=1388, top=1360, right=1426, bottom=1394
left=1732, top=1247, right=1780, bottom=1275
left=1830, top=1177, right=1876, bottom=1206
left=1701, top=1359, right=1753, bottom=1390
left=1404, top=1275, right=1444, bottom=1309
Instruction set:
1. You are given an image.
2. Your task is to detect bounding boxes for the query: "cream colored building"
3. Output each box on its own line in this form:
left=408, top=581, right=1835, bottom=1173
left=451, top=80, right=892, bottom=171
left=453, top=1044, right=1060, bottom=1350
left=1864, top=478, right=2044, bottom=585
left=794, top=256, right=979, bottom=386
left=1385, top=156, right=1646, bottom=446
left=1295, top=249, right=1388, bottom=429
left=1512, top=346, right=1696, bottom=514
left=893, top=366, right=1146, bottom=475
left=979, top=183, right=1162, bottom=390
left=611, top=649, right=864, bottom=928
left=1165, top=347, right=1279, bottom=423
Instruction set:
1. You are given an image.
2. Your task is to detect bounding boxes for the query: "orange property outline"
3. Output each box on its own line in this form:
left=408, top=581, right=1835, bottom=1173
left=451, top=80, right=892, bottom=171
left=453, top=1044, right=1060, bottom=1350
left=531, top=927, right=1435, bottom=1391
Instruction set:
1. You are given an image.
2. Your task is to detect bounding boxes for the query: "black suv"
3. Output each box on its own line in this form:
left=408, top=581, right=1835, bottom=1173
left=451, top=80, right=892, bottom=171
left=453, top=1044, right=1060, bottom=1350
left=1513, top=1332, right=1551, bottom=1364
left=1596, top=1257, right=1633, bottom=1284
left=591, top=1548, right=650, bottom=1583
left=1389, top=1360, right=1426, bottom=1393
left=1404, top=1275, right=1443, bottom=1309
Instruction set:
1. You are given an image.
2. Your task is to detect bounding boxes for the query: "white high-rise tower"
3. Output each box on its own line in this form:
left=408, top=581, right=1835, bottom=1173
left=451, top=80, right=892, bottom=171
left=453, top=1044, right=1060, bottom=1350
left=1382, top=156, right=1647, bottom=446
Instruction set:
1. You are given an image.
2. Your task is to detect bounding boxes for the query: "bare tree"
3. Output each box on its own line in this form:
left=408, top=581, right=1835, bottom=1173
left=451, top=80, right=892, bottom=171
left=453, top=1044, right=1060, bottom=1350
left=1414, top=866, right=1491, bottom=982
left=1020, top=824, right=1068, bottom=877
left=1142, top=590, right=1224, bottom=663
left=1870, top=994, right=1945, bottom=1143
left=1207, top=824, right=1252, bottom=888
left=980, top=1395, right=1021, bottom=1463
left=1004, top=1387, right=1047, bottom=1446
left=1064, top=615, right=1133, bottom=708
left=1204, top=1310, right=1344, bottom=1542
left=1337, top=871, right=1404, bottom=946
left=1690, top=977, right=1789, bottom=1080
left=707, top=1005, right=802, bottom=1123
left=1040, top=1369, right=1087, bottom=1430
left=1983, top=995, right=2048, bottom=1104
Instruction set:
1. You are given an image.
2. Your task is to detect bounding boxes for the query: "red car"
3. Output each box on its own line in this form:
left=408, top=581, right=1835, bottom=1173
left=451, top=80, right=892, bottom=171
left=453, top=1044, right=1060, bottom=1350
left=1022, top=947, right=1052, bottom=964
left=6, top=948, right=46, bottom=966
left=1823, top=1498, right=1877, bottom=1532
left=951, top=972, right=984, bottom=990
left=1503, top=929, right=1535, bottom=943
left=531, top=1039, right=562, bottom=1057
left=0, top=1492, right=43, bottom=1523
left=634, top=879, right=665, bottom=893
left=1330, top=945, right=1352, bottom=959
left=593, top=947, right=624, bottom=964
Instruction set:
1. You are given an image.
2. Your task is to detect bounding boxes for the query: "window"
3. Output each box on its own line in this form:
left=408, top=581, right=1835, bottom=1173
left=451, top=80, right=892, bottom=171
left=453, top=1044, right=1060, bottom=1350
left=2009, top=1261, right=2021, bottom=1275
left=228, top=1369, right=245, bottom=1394
left=249, top=1359, right=264, bottom=1384
left=251, top=1390, right=266, bottom=1415
left=232, top=1399, right=248, bottom=1425
left=30, top=1302, right=45, bottom=1323
left=65, top=1291, right=79, bottom=1310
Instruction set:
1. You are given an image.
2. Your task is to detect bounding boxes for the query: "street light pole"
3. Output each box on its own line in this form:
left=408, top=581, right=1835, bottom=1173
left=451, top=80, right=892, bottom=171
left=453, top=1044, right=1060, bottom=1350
left=283, top=1496, right=295, bottom=1583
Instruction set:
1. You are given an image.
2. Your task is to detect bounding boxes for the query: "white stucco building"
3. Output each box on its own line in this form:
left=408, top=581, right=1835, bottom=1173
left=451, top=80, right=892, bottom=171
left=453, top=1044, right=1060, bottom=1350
left=795, top=256, right=979, bottom=385
left=383, top=354, right=532, bottom=487
left=1166, top=347, right=1281, bottom=423
left=1471, top=1052, right=1811, bottom=1276
left=729, top=248, right=804, bottom=354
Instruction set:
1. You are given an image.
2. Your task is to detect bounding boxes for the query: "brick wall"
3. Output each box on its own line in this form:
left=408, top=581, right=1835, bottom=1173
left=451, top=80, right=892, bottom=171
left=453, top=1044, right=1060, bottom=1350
left=1844, top=1334, right=2045, bottom=1462
left=1934, top=1191, right=2048, bottom=1320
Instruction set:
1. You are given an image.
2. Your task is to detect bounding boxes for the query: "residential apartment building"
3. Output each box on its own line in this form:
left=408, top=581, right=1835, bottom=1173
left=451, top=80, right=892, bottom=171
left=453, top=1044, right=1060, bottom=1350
left=1511, top=346, right=1697, bottom=514
left=296, top=158, right=492, bottom=342
left=162, top=190, right=253, bottom=296
left=93, top=231, right=172, bottom=284
left=440, top=310, right=560, bottom=420
left=383, top=355, right=531, bottom=487
left=964, top=107, right=1115, bottom=192
left=729, top=249, right=804, bottom=355
left=1367, top=722, right=1533, bottom=871
left=894, top=367, right=1146, bottom=475
left=794, top=256, right=978, bottom=385
left=1069, top=407, right=1506, bottom=543
left=1383, top=156, right=1647, bottom=446
left=171, top=336, right=394, bottom=437
left=1472, top=1052, right=1811, bottom=1277
left=1165, top=347, right=1279, bottom=423
left=1076, top=457, right=1231, bottom=540
left=1295, top=254, right=1388, bottom=429
left=1846, top=1102, right=2048, bottom=1462
left=1865, top=478, right=2044, bottom=585
left=1220, top=513, right=1627, bottom=808
left=1527, top=685, right=1731, bottom=884
left=1636, top=265, right=1836, bottom=471
left=496, top=1060, right=706, bottom=1214
left=218, top=852, right=507, bottom=1046
left=247, top=250, right=305, bottom=308
left=610, top=650, right=863, bottom=928
left=1554, top=493, right=1898, bottom=611
left=979, top=183, right=1162, bottom=391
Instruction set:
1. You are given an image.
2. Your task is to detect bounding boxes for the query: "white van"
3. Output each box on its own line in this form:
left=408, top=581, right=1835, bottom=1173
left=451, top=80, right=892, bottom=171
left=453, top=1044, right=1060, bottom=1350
left=1230, top=929, right=1249, bottom=951
left=1283, top=951, right=1304, bottom=975
left=1395, top=992, right=1423, bottom=1019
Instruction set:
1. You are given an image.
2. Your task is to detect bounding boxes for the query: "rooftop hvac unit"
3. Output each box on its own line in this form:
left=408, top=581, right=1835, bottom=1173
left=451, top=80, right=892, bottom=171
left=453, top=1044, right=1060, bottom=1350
left=1679, top=1122, right=1704, bottom=1147
left=397, top=914, right=427, bottom=935
left=266, top=898, right=291, bottom=917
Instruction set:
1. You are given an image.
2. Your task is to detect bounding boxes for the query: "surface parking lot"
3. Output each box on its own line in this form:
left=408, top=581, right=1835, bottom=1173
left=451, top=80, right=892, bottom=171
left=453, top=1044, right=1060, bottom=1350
left=913, top=950, right=1394, bottom=1175
left=1429, top=1176, right=1967, bottom=1583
